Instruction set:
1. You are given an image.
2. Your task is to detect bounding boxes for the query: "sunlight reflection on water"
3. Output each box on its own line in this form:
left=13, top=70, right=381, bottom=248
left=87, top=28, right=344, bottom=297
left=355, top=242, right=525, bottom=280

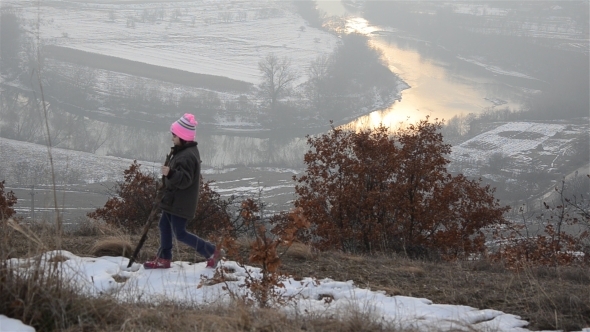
left=328, top=10, right=524, bottom=131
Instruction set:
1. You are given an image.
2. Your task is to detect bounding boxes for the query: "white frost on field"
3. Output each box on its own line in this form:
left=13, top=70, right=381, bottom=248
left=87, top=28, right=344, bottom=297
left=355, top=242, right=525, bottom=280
left=0, top=137, right=158, bottom=184
left=450, top=122, right=568, bottom=165
left=452, top=4, right=509, bottom=16
left=7, top=0, right=339, bottom=86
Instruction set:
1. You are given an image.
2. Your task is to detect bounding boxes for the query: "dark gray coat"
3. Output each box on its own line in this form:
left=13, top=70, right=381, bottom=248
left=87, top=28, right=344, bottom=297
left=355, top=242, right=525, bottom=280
left=160, top=142, right=201, bottom=220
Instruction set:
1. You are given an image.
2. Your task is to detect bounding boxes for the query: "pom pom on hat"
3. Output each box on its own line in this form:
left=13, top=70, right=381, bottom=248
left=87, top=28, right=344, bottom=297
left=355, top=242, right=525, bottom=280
left=171, top=113, right=197, bottom=141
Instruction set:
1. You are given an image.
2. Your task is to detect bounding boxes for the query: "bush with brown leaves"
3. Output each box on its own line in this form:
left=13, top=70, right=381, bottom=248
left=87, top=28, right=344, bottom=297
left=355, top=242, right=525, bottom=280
left=88, top=161, right=236, bottom=236
left=294, top=118, right=509, bottom=259
left=0, top=180, right=17, bottom=220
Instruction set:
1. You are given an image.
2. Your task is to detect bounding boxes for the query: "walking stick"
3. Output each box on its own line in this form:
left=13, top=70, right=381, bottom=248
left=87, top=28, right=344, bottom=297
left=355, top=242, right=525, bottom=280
left=127, top=148, right=173, bottom=268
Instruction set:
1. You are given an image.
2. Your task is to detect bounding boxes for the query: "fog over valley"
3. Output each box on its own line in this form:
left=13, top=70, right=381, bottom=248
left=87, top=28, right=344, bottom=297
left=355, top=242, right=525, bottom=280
left=1, top=1, right=590, bottom=331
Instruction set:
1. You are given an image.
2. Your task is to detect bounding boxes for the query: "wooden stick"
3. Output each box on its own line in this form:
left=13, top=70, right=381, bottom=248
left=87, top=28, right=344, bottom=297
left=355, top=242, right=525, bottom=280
left=127, top=148, right=173, bottom=268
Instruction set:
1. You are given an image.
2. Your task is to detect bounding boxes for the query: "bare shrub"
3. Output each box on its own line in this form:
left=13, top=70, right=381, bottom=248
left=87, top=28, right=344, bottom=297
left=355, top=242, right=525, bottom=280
left=491, top=178, right=590, bottom=269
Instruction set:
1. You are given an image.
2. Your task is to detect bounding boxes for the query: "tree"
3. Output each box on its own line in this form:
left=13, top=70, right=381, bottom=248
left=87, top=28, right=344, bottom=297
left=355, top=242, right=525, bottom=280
left=3, top=90, right=45, bottom=143
left=257, top=53, right=298, bottom=112
left=292, top=0, right=323, bottom=28
left=304, top=54, right=332, bottom=117
left=294, top=118, right=508, bottom=259
left=0, top=8, right=23, bottom=78
left=328, top=33, right=389, bottom=90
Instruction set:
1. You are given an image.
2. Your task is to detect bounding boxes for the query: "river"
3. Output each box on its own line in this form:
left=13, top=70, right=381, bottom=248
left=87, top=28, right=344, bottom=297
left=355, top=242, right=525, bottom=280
left=317, top=1, right=532, bottom=131
left=196, top=1, right=548, bottom=169
left=198, top=2, right=543, bottom=169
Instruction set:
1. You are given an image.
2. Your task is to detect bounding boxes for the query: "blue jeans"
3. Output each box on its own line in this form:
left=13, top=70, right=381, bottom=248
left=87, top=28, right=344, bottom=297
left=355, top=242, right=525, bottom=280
left=157, top=211, right=215, bottom=260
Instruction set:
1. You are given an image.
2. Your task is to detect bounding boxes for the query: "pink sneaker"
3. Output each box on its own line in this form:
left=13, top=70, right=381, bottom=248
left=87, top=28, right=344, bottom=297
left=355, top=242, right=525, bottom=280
left=143, top=257, right=171, bottom=269
left=206, top=249, right=225, bottom=269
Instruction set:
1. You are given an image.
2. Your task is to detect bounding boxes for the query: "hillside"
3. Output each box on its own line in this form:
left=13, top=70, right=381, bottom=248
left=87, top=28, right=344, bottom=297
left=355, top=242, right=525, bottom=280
left=7, top=0, right=338, bottom=86
left=2, top=226, right=589, bottom=331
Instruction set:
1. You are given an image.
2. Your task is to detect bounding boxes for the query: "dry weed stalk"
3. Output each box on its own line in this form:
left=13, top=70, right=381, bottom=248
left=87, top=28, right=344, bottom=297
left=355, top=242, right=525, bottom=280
left=90, top=236, right=134, bottom=258
left=216, top=204, right=311, bottom=308
left=6, top=218, right=46, bottom=250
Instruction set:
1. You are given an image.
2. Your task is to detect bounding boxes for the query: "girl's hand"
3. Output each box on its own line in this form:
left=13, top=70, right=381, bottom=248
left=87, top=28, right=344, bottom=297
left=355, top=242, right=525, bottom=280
left=161, top=166, right=170, bottom=176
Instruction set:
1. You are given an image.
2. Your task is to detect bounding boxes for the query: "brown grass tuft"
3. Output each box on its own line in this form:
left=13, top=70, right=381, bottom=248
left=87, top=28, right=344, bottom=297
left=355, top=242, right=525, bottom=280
left=393, top=266, right=425, bottom=276
left=376, top=286, right=403, bottom=296
left=46, top=254, right=69, bottom=263
left=279, top=241, right=314, bottom=260
left=72, top=218, right=125, bottom=237
left=89, top=237, right=133, bottom=258
left=6, top=218, right=46, bottom=250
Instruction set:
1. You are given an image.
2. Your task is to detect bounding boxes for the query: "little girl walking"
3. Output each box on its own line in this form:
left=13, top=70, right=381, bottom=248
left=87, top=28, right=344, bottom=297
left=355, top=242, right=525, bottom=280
left=144, top=113, right=223, bottom=269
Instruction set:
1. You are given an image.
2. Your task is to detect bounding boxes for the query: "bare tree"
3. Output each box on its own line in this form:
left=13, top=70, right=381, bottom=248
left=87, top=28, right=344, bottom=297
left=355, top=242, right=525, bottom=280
left=257, top=54, right=298, bottom=112
left=237, top=11, right=247, bottom=22
left=0, top=8, right=24, bottom=79
left=219, top=11, right=233, bottom=23
left=7, top=92, right=44, bottom=142
left=108, top=9, right=116, bottom=22
left=304, top=54, right=332, bottom=115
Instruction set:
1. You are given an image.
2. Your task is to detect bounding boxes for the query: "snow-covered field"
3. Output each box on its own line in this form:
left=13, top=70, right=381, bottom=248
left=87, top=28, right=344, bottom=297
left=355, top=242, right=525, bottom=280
left=7, top=0, right=339, bottom=86
left=449, top=120, right=588, bottom=179
left=452, top=122, right=567, bottom=163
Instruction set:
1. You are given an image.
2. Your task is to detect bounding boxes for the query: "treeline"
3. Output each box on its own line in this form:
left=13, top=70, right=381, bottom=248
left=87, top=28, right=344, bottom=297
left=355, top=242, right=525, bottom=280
left=439, top=107, right=530, bottom=143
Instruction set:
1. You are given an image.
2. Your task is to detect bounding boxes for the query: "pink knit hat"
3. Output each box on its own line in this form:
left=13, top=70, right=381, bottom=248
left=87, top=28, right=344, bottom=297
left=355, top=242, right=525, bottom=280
left=170, top=113, right=197, bottom=141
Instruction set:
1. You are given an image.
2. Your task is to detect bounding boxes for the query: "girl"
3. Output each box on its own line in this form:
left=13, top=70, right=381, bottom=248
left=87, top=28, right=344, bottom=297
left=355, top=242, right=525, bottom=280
left=144, top=113, right=223, bottom=269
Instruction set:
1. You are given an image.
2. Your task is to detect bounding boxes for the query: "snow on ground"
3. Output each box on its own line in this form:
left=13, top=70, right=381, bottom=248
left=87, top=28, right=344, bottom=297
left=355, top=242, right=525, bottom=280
left=5, top=250, right=537, bottom=332
left=7, top=0, right=339, bottom=86
left=450, top=122, right=570, bottom=165
left=0, top=137, right=159, bottom=184
left=452, top=4, right=509, bottom=17
left=0, top=315, right=35, bottom=332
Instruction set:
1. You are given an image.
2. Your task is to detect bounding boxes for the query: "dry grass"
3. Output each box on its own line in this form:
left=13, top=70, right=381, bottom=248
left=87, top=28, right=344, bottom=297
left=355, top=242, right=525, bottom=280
left=279, top=241, right=315, bottom=260
left=1, top=220, right=589, bottom=331
left=89, top=237, right=133, bottom=258
left=276, top=251, right=590, bottom=331
left=73, top=218, right=126, bottom=237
